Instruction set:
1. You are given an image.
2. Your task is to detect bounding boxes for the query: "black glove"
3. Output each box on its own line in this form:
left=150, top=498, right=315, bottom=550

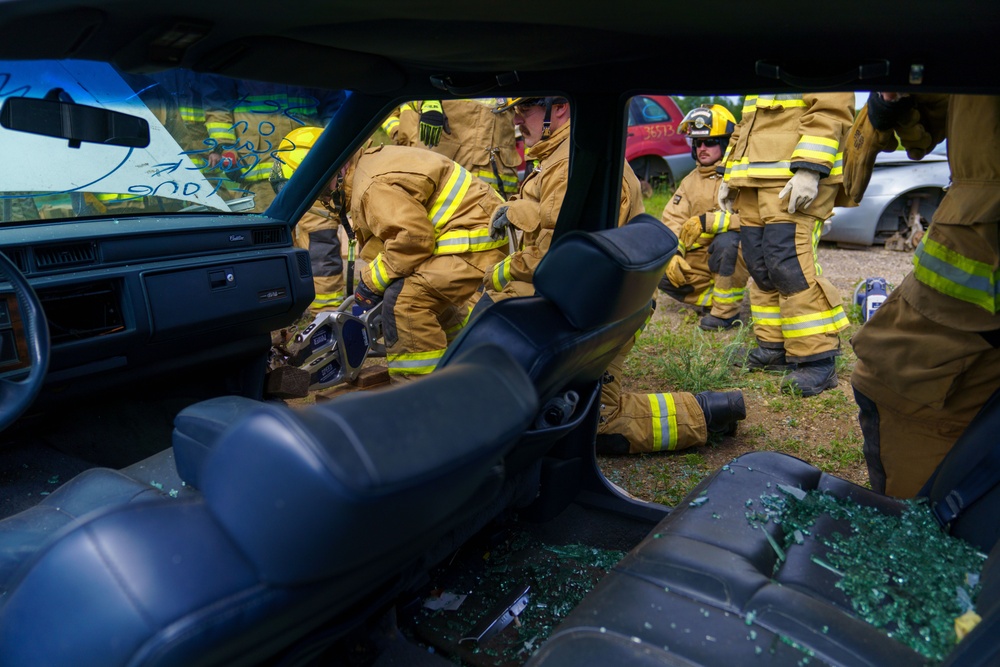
left=419, top=100, right=448, bottom=147
left=354, top=278, right=383, bottom=311
left=707, top=231, right=740, bottom=277
left=866, top=92, right=914, bottom=131
left=490, top=206, right=511, bottom=240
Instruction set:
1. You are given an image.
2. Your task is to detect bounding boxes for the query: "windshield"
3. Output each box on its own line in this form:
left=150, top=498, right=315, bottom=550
left=0, top=60, right=346, bottom=222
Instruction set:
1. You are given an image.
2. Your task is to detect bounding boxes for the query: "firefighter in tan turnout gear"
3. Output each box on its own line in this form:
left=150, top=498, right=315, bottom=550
left=336, top=144, right=508, bottom=381
left=381, top=99, right=520, bottom=198
left=270, top=126, right=346, bottom=313
left=848, top=93, right=1000, bottom=497
left=719, top=93, right=853, bottom=396
left=660, top=105, right=749, bottom=330
left=483, top=97, right=746, bottom=454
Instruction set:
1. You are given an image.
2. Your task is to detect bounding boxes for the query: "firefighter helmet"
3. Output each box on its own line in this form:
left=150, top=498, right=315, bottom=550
left=276, top=126, right=324, bottom=179
left=494, top=96, right=568, bottom=114
left=678, top=105, right=736, bottom=139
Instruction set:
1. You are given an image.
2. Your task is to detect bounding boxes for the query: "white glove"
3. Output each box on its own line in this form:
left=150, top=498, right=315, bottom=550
left=717, top=181, right=735, bottom=214
left=778, top=169, right=821, bottom=214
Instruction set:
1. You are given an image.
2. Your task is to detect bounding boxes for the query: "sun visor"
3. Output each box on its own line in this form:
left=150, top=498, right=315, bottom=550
left=194, top=36, right=406, bottom=94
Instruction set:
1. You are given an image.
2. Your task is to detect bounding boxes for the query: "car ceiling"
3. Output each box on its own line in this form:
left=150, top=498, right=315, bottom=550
left=0, top=0, right=997, bottom=100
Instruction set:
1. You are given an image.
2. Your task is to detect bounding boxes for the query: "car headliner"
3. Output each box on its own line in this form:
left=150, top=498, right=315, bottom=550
left=0, top=0, right=995, bottom=99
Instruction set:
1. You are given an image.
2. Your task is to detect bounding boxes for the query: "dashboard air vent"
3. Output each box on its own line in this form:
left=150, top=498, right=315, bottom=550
left=35, top=242, right=97, bottom=269
left=0, top=248, right=29, bottom=273
left=252, top=227, right=285, bottom=245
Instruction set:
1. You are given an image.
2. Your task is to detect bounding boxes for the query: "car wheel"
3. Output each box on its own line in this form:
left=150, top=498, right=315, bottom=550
left=629, top=156, right=674, bottom=196
left=874, top=188, right=945, bottom=249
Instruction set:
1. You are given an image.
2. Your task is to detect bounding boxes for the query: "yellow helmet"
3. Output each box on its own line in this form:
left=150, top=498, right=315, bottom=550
left=276, top=126, right=325, bottom=179
left=678, top=104, right=736, bottom=139
left=493, top=96, right=568, bottom=114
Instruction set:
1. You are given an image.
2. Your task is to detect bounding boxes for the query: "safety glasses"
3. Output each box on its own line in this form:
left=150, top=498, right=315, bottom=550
left=512, top=99, right=546, bottom=115
left=692, top=138, right=721, bottom=148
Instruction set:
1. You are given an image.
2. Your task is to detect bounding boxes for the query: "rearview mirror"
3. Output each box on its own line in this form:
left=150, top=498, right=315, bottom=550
left=0, top=96, right=150, bottom=149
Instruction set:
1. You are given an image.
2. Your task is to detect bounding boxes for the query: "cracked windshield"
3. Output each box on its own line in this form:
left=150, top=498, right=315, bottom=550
left=0, top=60, right=346, bottom=221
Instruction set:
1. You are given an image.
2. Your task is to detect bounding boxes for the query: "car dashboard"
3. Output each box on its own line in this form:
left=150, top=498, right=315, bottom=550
left=0, top=216, right=312, bottom=400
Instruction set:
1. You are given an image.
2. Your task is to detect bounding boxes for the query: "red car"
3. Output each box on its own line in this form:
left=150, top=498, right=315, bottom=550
left=515, top=95, right=692, bottom=193
left=626, top=94, right=693, bottom=193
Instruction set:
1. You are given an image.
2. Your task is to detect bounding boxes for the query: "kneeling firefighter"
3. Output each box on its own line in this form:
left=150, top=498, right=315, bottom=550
left=659, top=104, right=749, bottom=331
left=334, top=143, right=509, bottom=382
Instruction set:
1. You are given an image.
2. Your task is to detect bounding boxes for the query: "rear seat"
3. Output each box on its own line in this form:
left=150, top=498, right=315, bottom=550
left=528, top=390, right=1000, bottom=667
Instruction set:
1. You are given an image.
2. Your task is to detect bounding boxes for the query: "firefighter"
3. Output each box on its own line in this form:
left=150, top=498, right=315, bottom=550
left=660, top=105, right=749, bottom=330
left=332, top=144, right=509, bottom=382
left=484, top=97, right=746, bottom=454
left=269, top=126, right=346, bottom=314
left=381, top=99, right=520, bottom=198
left=719, top=93, right=854, bottom=396
left=848, top=93, right=1000, bottom=497
left=204, top=80, right=345, bottom=212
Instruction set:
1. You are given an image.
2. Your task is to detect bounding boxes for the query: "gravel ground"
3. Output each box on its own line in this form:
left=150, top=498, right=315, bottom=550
left=816, top=242, right=914, bottom=296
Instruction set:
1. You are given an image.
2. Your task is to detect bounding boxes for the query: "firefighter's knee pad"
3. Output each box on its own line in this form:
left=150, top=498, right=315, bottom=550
left=739, top=226, right=774, bottom=291
left=381, top=280, right=405, bottom=347
left=308, top=229, right=344, bottom=276
left=658, top=275, right=692, bottom=301
left=762, top=223, right=808, bottom=295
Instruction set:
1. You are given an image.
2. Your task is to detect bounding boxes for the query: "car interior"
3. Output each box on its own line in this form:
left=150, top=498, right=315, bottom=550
left=0, top=1, right=997, bottom=666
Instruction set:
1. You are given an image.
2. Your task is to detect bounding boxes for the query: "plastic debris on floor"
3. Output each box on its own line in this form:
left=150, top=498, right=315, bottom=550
left=747, top=487, right=986, bottom=663
left=401, top=529, right=624, bottom=666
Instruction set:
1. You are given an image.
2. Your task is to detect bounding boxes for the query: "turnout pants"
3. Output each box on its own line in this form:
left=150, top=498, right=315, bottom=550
left=294, top=209, right=345, bottom=313
left=851, top=274, right=1000, bottom=497
left=383, top=251, right=504, bottom=382
left=597, top=337, right=707, bottom=453
left=736, top=184, right=848, bottom=362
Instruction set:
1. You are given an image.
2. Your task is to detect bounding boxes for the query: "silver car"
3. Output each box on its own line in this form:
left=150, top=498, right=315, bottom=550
left=822, top=142, right=950, bottom=248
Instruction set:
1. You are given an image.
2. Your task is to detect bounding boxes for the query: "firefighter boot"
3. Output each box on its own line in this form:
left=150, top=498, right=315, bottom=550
left=695, top=390, right=746, bottom=436
left=700, top=314, right=741, bottom=331
left=780, top=358, right=838, bottom=397
left=738, top=345, right=796, bottom=371
left=595, top=433, right=631, bottom=455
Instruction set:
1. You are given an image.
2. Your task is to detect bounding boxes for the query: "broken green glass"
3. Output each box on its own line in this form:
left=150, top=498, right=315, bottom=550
left=747, top=488, right=986, bottom=663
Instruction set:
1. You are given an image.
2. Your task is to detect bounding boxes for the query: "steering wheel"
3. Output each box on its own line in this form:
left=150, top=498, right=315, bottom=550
left=0, top=250, right=49, bottom=431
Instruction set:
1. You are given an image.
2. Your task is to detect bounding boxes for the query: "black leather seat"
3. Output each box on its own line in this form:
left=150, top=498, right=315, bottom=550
left=526, top=389, right=1000, bottom=667
left=0, top=344, right=537, bottom=667
left=436, top=212, right=678, bottom=470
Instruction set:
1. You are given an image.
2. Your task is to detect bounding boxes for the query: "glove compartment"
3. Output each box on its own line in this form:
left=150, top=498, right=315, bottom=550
left=144, top=254, right=309, bottom=341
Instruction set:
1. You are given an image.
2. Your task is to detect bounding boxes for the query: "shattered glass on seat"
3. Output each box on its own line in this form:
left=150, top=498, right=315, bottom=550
left=746, top=487, right=986, bottom=663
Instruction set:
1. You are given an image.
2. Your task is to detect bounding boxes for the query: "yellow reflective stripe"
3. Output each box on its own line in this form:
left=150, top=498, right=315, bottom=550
left=242, top=160, right=274, bottom=182
left=751, top=94, right=807, bottom=109
left=711, top=285, right=745, bottom=304
left=434, top=228, right=507, bottom=255
left=369, top=254, right=391, bottom=291
left=491, top=256, right=513, bottom=291
left=475, top=169, right=519, bottom=190
left=648, top=393, right=679, bottom=452
left=387, top=349, right=445, bottom=375
left=728, top=158, right=794, bottom=180
left=179, top=106, right=205, bottom=123
left=791, top=135, right=839, bottom=167
left=428, top=163, right=472, bottom=228
left=914, top=237, right=1000, bottom=314
left=829, top=152, right=844, bottom=177
left=708, top=211, right=730, bottom=235
left=694, top=287, right=712, bottom=307
left=781, top=307, right=850, bottom=337
left=811, top=219, right=824, bottom=275
left=381, top=117, right=400, bottom=134
left=751, top=304, right=782, bottom=329
left=311, top=291, right=345, bottom=310
left=446, top=310, right=470, bottom=341
left=206, top=122, right=236, bottom=143
left=234, top=95, right=319, bottom=114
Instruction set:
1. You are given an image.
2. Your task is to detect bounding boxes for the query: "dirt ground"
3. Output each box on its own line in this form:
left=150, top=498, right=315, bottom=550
left=599, top=243, right=916, bottom=505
